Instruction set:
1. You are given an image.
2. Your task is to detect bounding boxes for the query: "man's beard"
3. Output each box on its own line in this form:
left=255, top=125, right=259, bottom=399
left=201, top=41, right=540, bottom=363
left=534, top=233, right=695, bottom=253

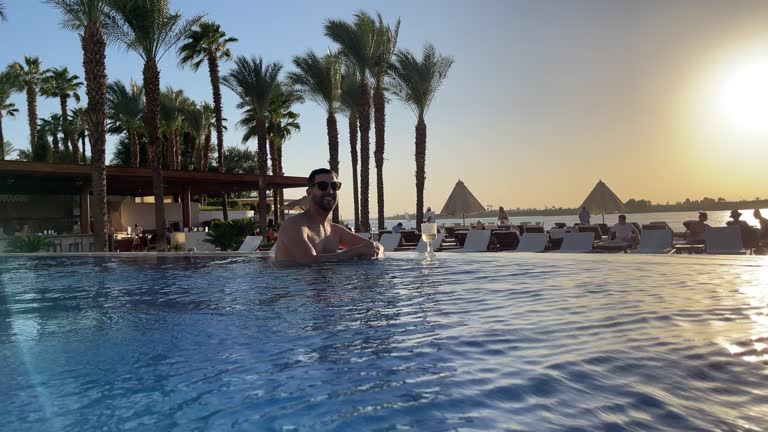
left=312, top=194, right=337, bottom=213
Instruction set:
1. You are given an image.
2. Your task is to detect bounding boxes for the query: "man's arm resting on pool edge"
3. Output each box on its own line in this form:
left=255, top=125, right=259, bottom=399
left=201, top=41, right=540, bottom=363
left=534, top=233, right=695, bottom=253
left=276, top=226, right=379, bottom=263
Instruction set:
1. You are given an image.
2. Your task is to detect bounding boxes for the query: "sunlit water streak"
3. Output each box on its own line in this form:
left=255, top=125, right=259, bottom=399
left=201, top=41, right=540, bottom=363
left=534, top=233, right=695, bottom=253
left=1, top=253, right=768, bottom=431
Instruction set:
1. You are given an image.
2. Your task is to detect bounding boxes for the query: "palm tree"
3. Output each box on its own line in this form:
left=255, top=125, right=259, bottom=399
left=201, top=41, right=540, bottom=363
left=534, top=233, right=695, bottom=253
left=106, top=79, right=144, bottom=167
left=107, top=0, right=202, bottom=244
left=70, top=106, right=89, bottom=161
left=45, top=0, right=111, bottom=251
left=197, top=101, right=215, bottom=170
left=287, top=51, right=341, bottom=222
left=266, top=85, right=301, bottom=223
left=339, top=67, right=361, bottom=231
left=388, top=43, right=453, bottom=231
left=178, top=20, right=236, bottom=219
left=371, top=14, right=400, bottom=230
left=40, top=114, right=63, bottom=155
left=41, top=66, right=83, bottom=162
left=8, top=56, right=46, bottom=156
left=3, top=141, right=16, bottom=159
left=159, top=86, right=192, bottom=170
left=325, top=11, right=378, bottom=232
left=222, top=55, right=282, bottom=233
left=0, top=2, right=7, bottom=22
left=0, top=70, right=19, bottom=160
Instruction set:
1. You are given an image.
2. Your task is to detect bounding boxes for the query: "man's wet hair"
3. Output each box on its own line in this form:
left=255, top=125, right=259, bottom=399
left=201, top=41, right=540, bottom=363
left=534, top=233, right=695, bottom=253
left=618, top=214, right=627, bottom=220
left=308, top=168, right=337, bottom=185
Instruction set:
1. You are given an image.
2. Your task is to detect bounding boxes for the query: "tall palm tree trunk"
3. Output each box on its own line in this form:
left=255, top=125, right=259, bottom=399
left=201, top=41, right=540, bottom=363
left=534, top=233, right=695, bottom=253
left=52, top=132, right=61, bottom=154
left=143, top=59, right=167, bottom=243
left=358, top=81, right=371, bottom=232
left=373, top=88, right=386, bottom=230
left=60, top=95, right=78, bottom=163
left=415, top=115, right=427, bottom=232
left=277, top=144, right=285, bottom=222
left=349, top=112, right=360, bottom=232
left=269, top=137, right=279, bottom=224
left=173, top=128, right=180, bottom=170
left=82, top=21, right=108, bottom=251
left=0, top=113, right=5, bottom=160
left=327, top=112, right=340, bottom=224
left=129, top=129, right=139, bottom=167
left=256, top=117, right=268, bottom=233
left=208, top=51, right=228, bottom=220
left=201, top=130, right=211, bottom=171
left=26, top=85, right=37, bottom=154
left=80, top=132, right=87, bottom=161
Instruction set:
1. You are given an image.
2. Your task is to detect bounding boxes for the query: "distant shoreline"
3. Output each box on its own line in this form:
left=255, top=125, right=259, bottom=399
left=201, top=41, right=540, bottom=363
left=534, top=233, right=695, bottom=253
left=385, top=199, right=768, bottom=220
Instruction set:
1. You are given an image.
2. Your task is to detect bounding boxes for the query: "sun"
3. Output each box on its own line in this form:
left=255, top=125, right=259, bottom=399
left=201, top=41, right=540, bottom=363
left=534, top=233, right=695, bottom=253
left=716, top=57, right=768, bottom=135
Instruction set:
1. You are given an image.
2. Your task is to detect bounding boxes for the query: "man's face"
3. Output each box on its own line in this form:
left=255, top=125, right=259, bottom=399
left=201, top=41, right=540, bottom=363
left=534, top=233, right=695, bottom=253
left=699, top=214, right=708, bottom=222
left=307, top=173, right=339, bottom=213
left=619, top=217, right=626, bottom=224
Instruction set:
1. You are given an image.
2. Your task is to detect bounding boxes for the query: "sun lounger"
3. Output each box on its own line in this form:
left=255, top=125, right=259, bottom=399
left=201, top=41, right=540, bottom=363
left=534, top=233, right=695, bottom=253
left=523, top=225, right=545, bottom=234
left=415, top=233, right=445, bottom=253
left=445, top=229, right=492, bottom=252
left=633, top=230, right=673, bottom=254
left=555, top=232, right=595, bottom=253
left=509, top=233, right=548, bottom=252
left=378, top=233, right=402, bottom=252
left=575, top=225, right=603, bottom=241
left=702, top=226, right=746, bottom=255
left=238, top=235, right=263, bottom=252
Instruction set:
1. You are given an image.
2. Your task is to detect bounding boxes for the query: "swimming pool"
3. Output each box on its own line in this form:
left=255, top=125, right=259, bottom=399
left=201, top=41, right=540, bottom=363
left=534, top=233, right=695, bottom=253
left=1, top=253, right=767, bottom=431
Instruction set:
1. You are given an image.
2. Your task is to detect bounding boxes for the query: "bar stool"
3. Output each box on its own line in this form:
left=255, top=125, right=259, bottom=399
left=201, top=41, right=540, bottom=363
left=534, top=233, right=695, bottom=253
left=69, top=238, right=84, bottom=252
left=47, top=239, right=63, bottom=253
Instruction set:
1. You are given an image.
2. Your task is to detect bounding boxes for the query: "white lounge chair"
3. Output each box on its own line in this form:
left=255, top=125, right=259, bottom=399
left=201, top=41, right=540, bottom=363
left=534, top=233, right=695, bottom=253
left=415, top=233, right=445, bottom=253
left=555, top=232, right=594, bottom=253
left=702, top=226, right=746, bottom=255
left=450, top=230, right=492, bottom=252
left=378, top=233, right=402, bottom=252
left=238, top=235, right=263, bottom=252
left=633, top=230, right=673, bottom=254
left=509, top=232, right=548, bottom=252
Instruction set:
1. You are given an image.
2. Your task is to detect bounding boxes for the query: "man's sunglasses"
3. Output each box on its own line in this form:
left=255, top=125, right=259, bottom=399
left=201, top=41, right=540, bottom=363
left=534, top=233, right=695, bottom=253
left=310, top=180, right=342, bottom=192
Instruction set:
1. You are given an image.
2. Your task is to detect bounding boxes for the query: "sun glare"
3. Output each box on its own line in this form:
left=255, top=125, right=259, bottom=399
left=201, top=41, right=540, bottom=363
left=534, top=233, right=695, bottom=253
left=716, top=56, right=768, bottom=135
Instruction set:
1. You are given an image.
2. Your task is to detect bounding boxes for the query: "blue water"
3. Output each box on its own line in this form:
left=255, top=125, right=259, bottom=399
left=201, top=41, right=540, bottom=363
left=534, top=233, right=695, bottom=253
left=2, top=253, right=768, bottom=431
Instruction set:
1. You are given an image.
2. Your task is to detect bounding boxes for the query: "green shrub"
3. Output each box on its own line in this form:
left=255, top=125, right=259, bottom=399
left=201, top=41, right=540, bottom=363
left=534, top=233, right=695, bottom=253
left=5, top=234, right=54, bottom=253
left=203, top=218, right=258, bottom=251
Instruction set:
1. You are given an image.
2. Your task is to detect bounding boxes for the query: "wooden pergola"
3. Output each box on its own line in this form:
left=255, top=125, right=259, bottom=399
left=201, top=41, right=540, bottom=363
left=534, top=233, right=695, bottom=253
left=0, top=160, right=307, bottom=231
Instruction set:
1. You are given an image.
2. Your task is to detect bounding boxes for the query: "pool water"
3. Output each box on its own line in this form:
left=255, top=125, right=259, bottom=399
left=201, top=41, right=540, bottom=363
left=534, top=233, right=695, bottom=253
left=1, top=253, right=768, bottom=431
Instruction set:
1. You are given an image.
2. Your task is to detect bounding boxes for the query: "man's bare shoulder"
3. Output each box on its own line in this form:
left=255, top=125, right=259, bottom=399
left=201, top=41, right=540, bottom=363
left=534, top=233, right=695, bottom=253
left=281, top=213, right=309, bottom=230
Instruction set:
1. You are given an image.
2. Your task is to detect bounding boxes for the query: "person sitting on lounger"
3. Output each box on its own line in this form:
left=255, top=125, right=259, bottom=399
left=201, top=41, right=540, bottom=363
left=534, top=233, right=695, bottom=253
left=392, top=222, right=403, bottom=234
left=609, top=215, right=639, bottom=247
left=727, top=210, right=749, bottom=228
left=473, top=220, right=486, bottom=230
left=686, top=212, right=710, bottom=242
left=275, top=168, right=383, bottom=263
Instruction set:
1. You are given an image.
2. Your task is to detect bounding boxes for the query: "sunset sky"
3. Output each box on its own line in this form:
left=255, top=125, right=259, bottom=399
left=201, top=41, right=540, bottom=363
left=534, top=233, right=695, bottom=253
left=2, top=0, right=768, bottom=217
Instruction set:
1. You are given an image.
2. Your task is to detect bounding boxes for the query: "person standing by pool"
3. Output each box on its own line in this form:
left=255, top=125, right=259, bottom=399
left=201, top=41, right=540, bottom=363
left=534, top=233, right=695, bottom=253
left=578, top=206, right=591, bottom=225
left=275, top=168, right=383, bottom=263
left=497, top=206, right=510, bottom=225
left=753, top=209, right=768, bottom=241
left=424, top=207, right=435, bottom=223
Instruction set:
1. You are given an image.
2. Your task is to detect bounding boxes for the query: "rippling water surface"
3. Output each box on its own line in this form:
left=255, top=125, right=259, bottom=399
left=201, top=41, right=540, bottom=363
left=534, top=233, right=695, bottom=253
left=2, top=253, right=768, bottom=431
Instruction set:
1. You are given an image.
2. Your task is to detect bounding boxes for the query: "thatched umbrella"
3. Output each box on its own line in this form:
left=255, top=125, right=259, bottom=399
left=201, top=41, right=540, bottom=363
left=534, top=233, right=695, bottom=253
left=282, top=196, right=310, bottom=212
left=580, top=180, right=625, bottom=223
left=439, top=180, right=486, bottom=226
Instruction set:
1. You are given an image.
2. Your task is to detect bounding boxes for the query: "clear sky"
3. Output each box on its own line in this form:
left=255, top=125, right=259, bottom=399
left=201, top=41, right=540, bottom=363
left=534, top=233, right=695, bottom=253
left=2, top=0, right=768, bottom=217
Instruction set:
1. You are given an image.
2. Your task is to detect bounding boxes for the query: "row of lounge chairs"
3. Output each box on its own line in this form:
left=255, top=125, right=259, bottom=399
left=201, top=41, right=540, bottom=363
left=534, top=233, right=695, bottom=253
left=373, top=225, right=752, bottom=255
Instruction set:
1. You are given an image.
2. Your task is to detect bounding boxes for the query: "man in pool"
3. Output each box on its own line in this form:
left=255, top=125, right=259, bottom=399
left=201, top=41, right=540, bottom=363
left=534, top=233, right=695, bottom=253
left=275, top=168, right=383, bottom=263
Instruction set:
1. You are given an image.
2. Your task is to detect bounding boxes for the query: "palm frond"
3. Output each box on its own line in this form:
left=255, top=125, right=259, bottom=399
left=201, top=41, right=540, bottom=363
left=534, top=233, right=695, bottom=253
left=387, top=43, right=454, bottom=118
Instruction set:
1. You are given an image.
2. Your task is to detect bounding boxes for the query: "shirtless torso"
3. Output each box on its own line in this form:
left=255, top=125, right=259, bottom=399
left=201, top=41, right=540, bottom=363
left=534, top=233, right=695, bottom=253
left=274, top=171, right=382, bottom=263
